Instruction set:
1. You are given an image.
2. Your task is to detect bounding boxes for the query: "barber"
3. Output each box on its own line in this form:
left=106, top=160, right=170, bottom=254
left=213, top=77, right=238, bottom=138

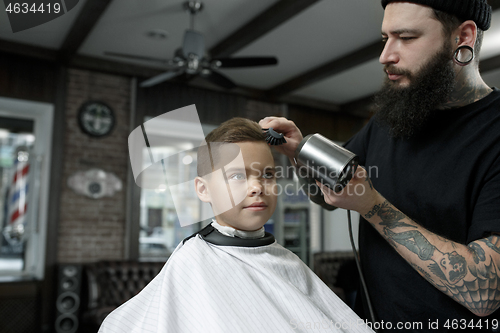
left=260, top=1, right=500, bottom=331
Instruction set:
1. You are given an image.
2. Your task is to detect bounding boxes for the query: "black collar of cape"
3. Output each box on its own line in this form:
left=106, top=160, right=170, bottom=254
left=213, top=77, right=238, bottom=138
left=183, top=224, right=275, bottom=247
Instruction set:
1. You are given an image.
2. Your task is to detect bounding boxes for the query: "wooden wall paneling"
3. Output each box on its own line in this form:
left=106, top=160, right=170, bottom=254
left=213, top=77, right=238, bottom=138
left=288, top=104, right=365, bottom=143
left=0, top=53, right=57, bottom=102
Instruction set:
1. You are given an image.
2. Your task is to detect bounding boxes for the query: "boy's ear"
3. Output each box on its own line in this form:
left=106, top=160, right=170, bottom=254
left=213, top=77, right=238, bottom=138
left=194, top=176, right=211, bottom=203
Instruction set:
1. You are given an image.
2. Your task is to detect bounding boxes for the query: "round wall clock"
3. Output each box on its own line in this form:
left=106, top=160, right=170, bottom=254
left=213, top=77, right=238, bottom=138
left=78, top=101, right=116, bottom=137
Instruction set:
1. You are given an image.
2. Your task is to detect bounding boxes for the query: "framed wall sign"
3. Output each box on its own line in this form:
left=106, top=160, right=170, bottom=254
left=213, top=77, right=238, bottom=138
left=78, top=101, right=115, bottom=137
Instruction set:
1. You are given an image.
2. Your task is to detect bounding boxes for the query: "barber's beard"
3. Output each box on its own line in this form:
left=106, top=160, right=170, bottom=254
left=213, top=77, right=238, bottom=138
left=374, top=43, right=456, bottom=139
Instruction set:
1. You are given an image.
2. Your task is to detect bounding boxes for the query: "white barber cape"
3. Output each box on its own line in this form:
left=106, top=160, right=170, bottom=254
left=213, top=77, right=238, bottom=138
left=99, top=223, right=373, bottom=333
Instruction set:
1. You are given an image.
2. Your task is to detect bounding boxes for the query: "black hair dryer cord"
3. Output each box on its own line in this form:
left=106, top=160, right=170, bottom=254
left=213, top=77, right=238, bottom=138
left=347, top=209, right=378, bottom=332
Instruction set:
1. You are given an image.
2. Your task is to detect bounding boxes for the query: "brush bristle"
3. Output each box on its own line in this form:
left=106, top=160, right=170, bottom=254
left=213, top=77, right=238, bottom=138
left=262, top=127, right=287, bottom=146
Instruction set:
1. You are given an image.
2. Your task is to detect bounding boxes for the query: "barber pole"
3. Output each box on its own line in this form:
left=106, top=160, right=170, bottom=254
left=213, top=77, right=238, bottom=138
left=4, top=150, right=30, bottom=244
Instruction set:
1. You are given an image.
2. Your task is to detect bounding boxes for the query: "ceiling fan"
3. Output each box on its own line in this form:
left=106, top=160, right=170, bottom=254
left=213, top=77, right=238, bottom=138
left=105, top=1, right=278, bottom=89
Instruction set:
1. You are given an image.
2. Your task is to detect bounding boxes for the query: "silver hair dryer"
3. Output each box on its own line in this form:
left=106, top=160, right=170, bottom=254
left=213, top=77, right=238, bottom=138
left=294, top=133, right=359, bottom=193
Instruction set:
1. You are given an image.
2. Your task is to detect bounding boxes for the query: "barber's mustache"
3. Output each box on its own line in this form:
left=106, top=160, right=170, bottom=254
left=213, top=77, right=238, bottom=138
left=384, top=65, right=412, bottom=77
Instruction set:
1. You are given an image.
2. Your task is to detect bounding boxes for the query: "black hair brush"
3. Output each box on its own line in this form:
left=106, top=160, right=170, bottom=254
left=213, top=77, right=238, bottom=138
left=262, top=127, right=287, bottom=146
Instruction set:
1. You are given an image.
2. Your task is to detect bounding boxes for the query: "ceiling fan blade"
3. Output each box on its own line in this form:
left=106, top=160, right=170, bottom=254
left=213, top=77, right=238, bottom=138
left=200, top=70, right=236, bottom=89
left=183, top=29, right=205, bottom=58
left=140, top=71, right=183, bottom=88
left=105, top=51, right=170, bottom=65
left=214, top=56, right=278, bottom=68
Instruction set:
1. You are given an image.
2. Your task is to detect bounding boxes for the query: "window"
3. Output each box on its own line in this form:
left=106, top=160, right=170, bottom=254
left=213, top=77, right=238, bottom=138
left=0, top=97, right=53, bottom=281
left=138, top=116, right=215, bottom=260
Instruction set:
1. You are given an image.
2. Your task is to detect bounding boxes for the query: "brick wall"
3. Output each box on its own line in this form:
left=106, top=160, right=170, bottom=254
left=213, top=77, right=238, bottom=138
left=57, top=69, right=130, bottom=263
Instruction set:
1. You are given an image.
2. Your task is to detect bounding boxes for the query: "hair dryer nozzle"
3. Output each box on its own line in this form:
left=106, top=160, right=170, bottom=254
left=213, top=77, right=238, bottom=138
left=295, top=134, right=358, bottom=192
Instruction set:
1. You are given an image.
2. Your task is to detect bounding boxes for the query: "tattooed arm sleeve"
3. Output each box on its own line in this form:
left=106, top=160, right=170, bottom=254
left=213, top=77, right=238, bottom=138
left=362, top=199, right=500, bottom=316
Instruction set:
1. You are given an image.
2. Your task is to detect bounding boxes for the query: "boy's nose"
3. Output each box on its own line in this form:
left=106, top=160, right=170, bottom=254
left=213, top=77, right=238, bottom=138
left=248, top=180, right=263, bottom=196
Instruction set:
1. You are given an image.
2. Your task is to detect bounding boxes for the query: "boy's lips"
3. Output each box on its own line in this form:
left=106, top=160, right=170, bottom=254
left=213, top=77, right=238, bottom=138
left=244, top=202, right=268, bottom=211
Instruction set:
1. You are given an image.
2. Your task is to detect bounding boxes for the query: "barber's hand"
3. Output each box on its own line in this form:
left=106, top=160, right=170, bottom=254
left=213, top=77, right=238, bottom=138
left=317, top=166, right=384, bottom=216
left=259, top=116, right=303, bottom=159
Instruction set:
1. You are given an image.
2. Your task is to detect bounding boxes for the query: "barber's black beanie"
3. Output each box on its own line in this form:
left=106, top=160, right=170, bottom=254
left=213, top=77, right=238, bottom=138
left=381, top=0, right=492, bottom=30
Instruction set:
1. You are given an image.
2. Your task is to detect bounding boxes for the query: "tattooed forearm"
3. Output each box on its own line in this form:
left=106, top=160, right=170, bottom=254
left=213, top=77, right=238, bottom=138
left=445, top=256, right=500, bottom=316
left=386, top=228, right=468, bottom=285
left=365, top=200, right=416, bottom=229
left=367, top=199, right=500, bottom=315
left=410, top=262, right=433, bottom=281
left=468, top=242, right=486, bottom=264
left=478, top=235, right=500, bottom=255
left=364, top=202, right=382, bottom=219
left=385, top=229, right=436, bottom=261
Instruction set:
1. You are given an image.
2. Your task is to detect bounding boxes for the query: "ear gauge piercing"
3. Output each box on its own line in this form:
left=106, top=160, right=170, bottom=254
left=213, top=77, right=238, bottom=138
left=453, top=45, right=474, bottom=66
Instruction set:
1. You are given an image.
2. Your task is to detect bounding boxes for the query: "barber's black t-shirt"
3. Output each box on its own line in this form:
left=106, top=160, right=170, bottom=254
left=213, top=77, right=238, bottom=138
left=344, top=88, right=500, bottom=332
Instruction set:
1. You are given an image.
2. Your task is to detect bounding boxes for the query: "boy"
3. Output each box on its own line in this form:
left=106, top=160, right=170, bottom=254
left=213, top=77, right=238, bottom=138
left=99, top=118, right=372, bottom=332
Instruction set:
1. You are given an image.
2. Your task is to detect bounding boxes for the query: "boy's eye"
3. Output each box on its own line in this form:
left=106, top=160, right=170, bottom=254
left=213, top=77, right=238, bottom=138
left=263, top=172, right=275, bottom=180
left=229, top=173, right=246, bottom=180
left=401, top=36, right=415, bottom=41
